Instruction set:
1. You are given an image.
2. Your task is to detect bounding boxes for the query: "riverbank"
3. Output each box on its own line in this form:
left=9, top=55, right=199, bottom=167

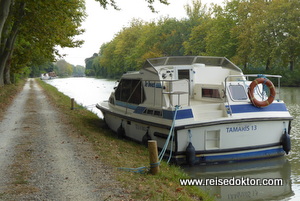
left=0, top=79, right=129, bottom=200
left=0, top=80, right=26, bottom=120
left=36, top=79, right=212, bottom=200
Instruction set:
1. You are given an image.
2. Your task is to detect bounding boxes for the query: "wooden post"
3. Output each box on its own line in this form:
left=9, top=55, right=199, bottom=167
left=71, top=98, right=75, bottom=110
left=148, top=140, right=160, bottom=175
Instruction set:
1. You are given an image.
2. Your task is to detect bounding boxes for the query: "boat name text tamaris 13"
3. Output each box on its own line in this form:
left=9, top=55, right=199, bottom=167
left=226, top=125, right=258, bottom=133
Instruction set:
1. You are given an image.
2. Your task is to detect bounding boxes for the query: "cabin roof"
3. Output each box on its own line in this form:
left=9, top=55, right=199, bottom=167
left=142, top=56, right=242, bottom=74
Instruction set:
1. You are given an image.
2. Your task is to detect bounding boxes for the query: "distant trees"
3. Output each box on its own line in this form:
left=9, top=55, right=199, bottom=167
left=86, top=0, right=300, bottom=81
left=85, top=53, right=100, bottom=76
left=54, top=60, right=85, bottom=77
left=72, top=65, right=86, bottom=77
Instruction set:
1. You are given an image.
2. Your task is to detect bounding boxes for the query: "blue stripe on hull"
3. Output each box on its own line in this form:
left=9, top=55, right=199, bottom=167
left=228, top=103, right=288, bottom=114
left=198, top=148, right=285, bottom=163
left=133, top=106, right=194, bottom=119
left=126, top=103, right=289, bottom=121
left=163, top=109, right=194, bottom=120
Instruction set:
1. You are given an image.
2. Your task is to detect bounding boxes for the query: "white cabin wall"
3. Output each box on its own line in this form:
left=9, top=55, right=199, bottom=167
left=193, top=65, right=232, bottom=84
left=139, top=69, right=166, bottom=108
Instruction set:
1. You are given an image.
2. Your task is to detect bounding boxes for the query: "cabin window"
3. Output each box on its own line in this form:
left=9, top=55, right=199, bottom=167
left=202, top=88, right=220, bottom=99
left=143, top=109, right=162, bottom=117
left=178, top=69, right=190, bottom=80
left=229, top=85, right=248, bottom=100
left=115, top=79, right=145, bottom=104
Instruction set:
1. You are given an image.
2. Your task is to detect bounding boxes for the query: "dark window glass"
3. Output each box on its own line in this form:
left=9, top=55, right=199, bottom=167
left=202, top=88, right=220, bottom=98
left=115, top=79, right=145, bottom=104
left=178, top=69, right=190, bottom=80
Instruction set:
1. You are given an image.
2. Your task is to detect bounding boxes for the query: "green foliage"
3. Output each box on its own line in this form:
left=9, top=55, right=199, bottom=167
left=0, top=79, right=26, bottom=121
left=88, top=0, right=300, bottom=86
left=0, top=0, right=86, bottom=85
left=54, top=60, right=73, bottom=77
left=95, top=17, right=192, bottom=78
left=72, top=65, right=85, bottom=77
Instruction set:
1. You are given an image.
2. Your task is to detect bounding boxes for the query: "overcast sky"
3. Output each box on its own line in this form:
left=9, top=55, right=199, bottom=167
left=59, top=0, right=224, bottom=66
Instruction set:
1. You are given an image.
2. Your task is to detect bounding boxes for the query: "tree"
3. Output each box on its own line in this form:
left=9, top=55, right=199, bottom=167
left=183, top=0, right=211, bottom=55
left=30, top=62, right=55, bottom=78
left=156, top=18, right=189, bottom=56
left=0, top=0, right=170, bottom=86
left=72, top=65, right=85, bottom=77
left=85, top=53, right=98, bottom=76
left=0, top=0, right=85, bottom=86
left=204, top=1, right=239, bottom=59
left=232, top=0, right=300, bottom=71
left=269, top=0, right=300, bottom=71
left=184, top=0, right=207, bottom=26
left=55, top=60, right=73, bottom=77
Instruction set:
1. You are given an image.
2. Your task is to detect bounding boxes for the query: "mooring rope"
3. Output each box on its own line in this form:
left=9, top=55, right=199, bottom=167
left=158, top=105, right=179, bottom=163
left=118, top=105, right=180, bottom=173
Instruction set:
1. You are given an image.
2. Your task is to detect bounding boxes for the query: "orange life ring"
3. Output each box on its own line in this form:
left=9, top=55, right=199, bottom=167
left=248, top=78, right=276, bottom=108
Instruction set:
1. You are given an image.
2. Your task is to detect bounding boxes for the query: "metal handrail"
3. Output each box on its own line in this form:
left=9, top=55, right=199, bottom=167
left=224, top=74, right=282, bottom=116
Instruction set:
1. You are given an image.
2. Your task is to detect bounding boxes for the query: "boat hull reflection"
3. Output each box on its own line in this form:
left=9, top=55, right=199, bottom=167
left=183, top=157, right=293, bottom=201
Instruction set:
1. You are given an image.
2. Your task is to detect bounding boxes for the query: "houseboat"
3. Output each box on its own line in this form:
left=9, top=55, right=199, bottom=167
left=96, top=56, right=292, bottom=165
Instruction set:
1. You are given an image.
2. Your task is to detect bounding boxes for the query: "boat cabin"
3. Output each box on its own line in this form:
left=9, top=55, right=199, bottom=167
left=99, top=56, right=291, bottom=165
left=110, top=56, right=253, bottom=118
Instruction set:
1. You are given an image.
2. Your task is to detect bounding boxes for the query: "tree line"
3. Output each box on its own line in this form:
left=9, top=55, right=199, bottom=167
left=85, top=0, right=300, bottom=86
left=0, top=0, right=168, bottom=86
left=30, top=60, right=85, bottom=78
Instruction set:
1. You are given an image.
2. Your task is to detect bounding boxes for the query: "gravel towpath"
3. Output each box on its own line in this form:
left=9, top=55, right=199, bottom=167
left=0, top=79, right=128, bottom=200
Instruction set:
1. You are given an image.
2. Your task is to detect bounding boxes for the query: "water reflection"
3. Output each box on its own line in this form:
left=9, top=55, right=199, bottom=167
left=183, top=157, right=293, bottom=201
left=281, top=87, right=300, bottom=105
left=45, top=77, right=116, bottom=118
left=282, top=87, right=300, bottom=201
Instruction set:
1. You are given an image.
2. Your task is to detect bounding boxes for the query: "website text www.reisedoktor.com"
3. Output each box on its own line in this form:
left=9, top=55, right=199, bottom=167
left=179, top=177, right=283, bottom=186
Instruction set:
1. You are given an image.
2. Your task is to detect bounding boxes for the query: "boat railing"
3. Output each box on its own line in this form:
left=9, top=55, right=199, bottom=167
left=224, top=74, right=282, bottom=116
left=142, top=79, right=190, bottom=108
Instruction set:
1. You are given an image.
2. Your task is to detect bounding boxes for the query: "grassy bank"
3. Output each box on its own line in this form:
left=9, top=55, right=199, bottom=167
left=37, top=79, right=213, bottom=201
left=0, top=80, right=26, bottom=120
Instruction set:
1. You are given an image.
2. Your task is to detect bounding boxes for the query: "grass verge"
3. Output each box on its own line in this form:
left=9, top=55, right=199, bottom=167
left=0, top=80, right=26, bottom=120
left=37, top=79, right=213, bottom=201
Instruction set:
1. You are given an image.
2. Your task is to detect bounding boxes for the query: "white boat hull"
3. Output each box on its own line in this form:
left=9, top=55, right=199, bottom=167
left=98, top=104, right=289, bottom=165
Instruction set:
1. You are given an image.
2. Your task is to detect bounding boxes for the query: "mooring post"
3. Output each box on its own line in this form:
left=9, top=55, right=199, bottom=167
left=148, top=140, right=160, bottom=175
left=71, top=98, right=75, bottom=110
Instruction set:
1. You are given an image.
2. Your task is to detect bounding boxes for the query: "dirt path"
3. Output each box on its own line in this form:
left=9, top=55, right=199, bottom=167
left=0, top=79, right=128, bottom=200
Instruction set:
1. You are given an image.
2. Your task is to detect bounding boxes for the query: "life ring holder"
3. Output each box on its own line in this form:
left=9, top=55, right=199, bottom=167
left=248, top=77, right=276, bottom=108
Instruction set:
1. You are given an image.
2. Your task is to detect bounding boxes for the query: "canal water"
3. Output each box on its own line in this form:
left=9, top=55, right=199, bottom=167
left=45, top=77, right=300, bottom=201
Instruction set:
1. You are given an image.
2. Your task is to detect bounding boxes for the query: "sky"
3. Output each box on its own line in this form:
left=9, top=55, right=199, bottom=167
left=59, top=0, right=224, bottom=66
